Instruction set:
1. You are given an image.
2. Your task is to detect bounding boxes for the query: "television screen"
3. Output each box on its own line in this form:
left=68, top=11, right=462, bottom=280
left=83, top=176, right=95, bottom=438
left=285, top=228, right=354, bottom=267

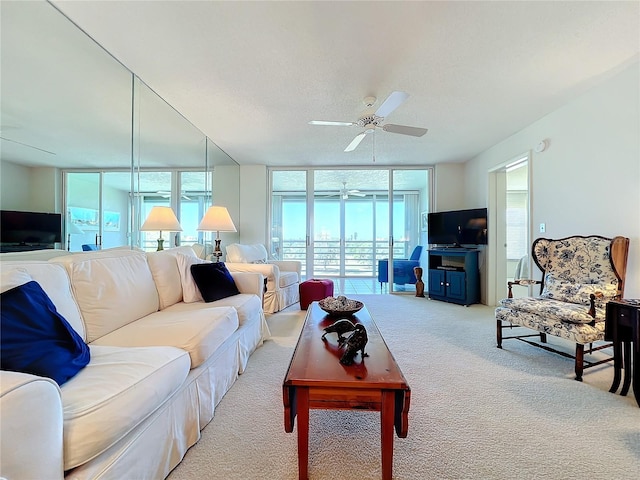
left=427, top=208, right=488, bottom=246
left=0, top=210, right=62, bottom=245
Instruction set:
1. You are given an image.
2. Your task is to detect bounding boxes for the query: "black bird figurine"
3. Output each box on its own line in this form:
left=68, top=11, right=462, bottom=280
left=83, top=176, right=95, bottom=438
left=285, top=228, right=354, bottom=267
left=322, top=319, right=356, bottom=344
left=340, top=324, right=369, bottom=365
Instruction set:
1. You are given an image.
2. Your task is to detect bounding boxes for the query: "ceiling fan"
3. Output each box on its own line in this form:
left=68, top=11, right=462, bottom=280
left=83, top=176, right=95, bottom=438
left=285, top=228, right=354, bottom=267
left=157, top=191, right=191, bottom=200
left=324, top=182, right=366, bottom=200
left=309, top=91, right=428, bottom=152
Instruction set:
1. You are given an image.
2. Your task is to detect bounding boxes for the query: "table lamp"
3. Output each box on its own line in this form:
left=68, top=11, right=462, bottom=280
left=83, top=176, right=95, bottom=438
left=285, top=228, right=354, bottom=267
left=140, top=206, right=182, bottom=251
left=197, top=206, right=237, bottom=262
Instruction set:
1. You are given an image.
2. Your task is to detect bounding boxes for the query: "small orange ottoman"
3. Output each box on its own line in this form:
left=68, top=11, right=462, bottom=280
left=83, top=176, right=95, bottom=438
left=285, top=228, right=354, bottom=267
left=299, top=279, right=334, bottom=310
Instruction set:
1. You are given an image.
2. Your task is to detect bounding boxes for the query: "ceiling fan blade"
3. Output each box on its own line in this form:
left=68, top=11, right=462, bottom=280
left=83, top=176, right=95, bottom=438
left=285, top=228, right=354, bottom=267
left=375, top=91, right=409, bottom=118
left=350, top=192, right=366, bottom=197
left=309, top=120, right=356, bottom=126
left=382, top=124, right=428, bottom=137
left=344, top=132, right=367, bottom=152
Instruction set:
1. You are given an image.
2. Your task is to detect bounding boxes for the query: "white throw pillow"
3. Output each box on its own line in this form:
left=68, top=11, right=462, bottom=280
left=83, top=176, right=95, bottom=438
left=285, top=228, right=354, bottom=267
left=1, top=268, right=32, bottom=293
left=176, top=252, right=211, bottom=303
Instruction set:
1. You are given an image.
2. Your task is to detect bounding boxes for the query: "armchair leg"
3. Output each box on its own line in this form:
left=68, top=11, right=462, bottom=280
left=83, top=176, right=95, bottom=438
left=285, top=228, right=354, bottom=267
left=496, top=319, right=503, bottom=349
left=575, top=344, right=584, bottom=381
left=540, top=332, right=547, bottom=343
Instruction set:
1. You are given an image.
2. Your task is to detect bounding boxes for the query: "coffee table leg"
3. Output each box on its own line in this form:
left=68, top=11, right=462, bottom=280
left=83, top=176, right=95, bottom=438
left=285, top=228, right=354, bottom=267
left=296, top=387, right=309, bottom=480
left=381, top=390, right=395, bottom=480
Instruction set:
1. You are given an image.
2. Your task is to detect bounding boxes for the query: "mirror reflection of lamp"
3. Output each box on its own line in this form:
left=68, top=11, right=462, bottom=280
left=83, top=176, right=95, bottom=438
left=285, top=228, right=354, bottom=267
left=67, top=221, right=84, bottom=251
left=140, top=206, right=182, bottom=251
left=196, top=206, right=237, bottom=262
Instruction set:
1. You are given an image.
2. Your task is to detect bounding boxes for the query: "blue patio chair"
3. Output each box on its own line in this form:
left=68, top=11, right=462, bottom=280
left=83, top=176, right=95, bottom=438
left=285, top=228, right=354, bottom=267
left=81, top=244, right=100, bottom=251
left=378, top=245, right=423, bottom=288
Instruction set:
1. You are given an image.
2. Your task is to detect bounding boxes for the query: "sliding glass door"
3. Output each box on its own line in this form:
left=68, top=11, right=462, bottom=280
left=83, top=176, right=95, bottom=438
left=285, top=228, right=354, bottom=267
left=271, top=170, right=308, bottom=275
left=66, top=172, right=131, bottom=251
left=390, top=169, right=430, bottom=293
left=270, top=167, right=431, bottom=293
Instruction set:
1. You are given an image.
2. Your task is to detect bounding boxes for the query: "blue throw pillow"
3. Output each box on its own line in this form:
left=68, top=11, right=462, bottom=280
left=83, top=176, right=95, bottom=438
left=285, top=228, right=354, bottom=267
left=1, top=280, right=90, bottom=385
left=190, top=262, right=240, bottom=303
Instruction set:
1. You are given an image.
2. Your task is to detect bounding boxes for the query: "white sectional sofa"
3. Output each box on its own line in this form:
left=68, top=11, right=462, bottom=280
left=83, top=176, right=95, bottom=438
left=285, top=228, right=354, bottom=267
left=0, top=246, right=268, bottom=480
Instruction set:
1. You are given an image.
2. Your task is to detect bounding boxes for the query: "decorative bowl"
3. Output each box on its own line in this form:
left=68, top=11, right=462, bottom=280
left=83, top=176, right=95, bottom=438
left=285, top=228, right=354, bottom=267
left=318, top=296, right=364, bottom=316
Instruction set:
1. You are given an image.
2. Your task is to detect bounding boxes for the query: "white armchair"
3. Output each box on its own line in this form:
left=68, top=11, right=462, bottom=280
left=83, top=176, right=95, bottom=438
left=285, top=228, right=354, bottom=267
left=223, top=244, right=301, bottom=314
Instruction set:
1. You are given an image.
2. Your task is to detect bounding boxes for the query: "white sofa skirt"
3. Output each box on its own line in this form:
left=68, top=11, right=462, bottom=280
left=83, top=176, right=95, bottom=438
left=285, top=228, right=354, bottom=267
left=64, top=302, right=267, bottom=479
left=264, top=282, right=299, bottom=315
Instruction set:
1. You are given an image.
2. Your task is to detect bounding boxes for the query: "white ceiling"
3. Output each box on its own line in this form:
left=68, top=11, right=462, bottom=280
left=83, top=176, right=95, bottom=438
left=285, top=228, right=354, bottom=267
left=30, top=1, right=640, bottom=167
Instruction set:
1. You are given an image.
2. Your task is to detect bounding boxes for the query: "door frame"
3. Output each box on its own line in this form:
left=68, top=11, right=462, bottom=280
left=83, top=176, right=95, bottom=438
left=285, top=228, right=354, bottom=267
left=487, top=152, right=532, bottom=306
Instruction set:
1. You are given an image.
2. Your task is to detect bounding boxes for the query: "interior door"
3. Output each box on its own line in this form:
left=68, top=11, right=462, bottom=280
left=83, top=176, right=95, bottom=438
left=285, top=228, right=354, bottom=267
left=490, top=154, right=530, bottom=304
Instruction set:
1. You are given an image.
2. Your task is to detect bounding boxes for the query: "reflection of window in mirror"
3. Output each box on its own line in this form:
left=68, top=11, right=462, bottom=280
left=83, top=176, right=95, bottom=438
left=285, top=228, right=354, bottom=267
left=2, top=2, right=240, bottom=245
left=179, top=171, right=214, bottom=247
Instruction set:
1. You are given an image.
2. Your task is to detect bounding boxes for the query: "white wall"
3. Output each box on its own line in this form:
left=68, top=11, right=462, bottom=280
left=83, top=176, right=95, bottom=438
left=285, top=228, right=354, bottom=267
left=0, top=161, right=31, bottom=209
left=239, top=164, right=268, bottom=245
left=464, top=61, right=640, bottom=298
left=433, top=162, right=467, bottom=211
left=30, top=167, right=61, bottom=213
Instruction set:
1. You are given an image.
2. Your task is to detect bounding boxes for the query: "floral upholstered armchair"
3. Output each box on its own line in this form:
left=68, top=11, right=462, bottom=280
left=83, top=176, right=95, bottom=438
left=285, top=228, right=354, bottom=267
left=496, top=235, right=629, bottom=381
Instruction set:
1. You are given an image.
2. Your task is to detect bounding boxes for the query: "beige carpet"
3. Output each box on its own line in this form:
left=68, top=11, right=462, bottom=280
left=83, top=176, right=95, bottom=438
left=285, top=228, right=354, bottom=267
left=168, top=295, right=640, bottom=479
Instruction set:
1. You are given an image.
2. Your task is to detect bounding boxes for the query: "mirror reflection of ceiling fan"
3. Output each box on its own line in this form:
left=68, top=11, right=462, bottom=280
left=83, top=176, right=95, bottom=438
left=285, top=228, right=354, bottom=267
left=308, top=91, right=428, bottom=152
left=325, top=182, right=366, bottom=200
left=156, top=191, right=191, bottom=200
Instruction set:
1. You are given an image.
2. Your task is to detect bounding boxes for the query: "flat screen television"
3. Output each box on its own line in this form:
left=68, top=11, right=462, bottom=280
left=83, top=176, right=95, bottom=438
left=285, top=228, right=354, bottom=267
left=427, top=208, right=488, bottom=246
left=0, top=210, right=62, bottom=250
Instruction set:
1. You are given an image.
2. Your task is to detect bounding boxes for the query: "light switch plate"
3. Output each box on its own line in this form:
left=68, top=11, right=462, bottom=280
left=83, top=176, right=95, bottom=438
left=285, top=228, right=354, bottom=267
left=539, top=223, right=546, bottom=233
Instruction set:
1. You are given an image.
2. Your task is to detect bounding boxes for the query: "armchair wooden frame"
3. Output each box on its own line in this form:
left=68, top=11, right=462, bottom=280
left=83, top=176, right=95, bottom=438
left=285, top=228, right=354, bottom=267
left=496, top=235, right=630, bottom=381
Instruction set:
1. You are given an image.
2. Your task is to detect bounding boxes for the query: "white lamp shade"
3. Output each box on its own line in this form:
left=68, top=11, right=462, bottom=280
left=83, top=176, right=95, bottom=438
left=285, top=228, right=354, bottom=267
left=140, top=206, right=182, bottom=232
left=197, top=206, right=237, bottom=232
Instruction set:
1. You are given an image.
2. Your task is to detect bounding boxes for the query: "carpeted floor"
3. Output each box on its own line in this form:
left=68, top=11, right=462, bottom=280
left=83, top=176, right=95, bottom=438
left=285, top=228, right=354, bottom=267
left=168, top=295, right=640, bottom=479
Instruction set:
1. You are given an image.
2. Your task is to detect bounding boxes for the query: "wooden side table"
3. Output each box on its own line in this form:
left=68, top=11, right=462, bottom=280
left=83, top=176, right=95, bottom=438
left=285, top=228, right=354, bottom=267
left=605, top=299, right=640, bottom=407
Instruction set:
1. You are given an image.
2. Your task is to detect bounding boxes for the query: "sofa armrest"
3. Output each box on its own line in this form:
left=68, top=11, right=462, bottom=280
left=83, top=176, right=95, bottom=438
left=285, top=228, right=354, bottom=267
left=0, top=371, right=64, bottom=479
left=230, top=271, right=265, bottom=297
left=271, top=260, right=301, bottom=276
left=225, top=262, right=280, bottom=292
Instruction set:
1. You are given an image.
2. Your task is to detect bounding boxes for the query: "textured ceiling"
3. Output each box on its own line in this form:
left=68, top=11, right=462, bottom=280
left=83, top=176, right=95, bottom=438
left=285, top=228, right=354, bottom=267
left=32, top=1, right=640, bottom=167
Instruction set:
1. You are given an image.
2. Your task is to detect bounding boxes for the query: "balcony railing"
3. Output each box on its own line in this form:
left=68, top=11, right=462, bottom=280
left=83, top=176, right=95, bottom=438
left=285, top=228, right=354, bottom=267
left=277, top=240, right=412, bottom=277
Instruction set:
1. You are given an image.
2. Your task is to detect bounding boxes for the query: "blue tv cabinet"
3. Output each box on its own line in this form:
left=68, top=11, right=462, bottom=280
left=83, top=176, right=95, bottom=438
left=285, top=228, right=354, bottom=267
left=427, top=248, right=480, bottom=306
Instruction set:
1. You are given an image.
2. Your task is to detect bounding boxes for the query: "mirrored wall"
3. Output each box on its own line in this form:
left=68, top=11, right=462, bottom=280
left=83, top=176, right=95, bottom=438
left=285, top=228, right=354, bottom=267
left=0, top=0, right=239, bottom=252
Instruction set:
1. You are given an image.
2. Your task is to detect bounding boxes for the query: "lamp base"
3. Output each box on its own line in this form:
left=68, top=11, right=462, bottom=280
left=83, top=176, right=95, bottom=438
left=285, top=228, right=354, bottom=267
left=156, top=238, right=165, bottom=251
left=212, top=238, right=223, bottom=262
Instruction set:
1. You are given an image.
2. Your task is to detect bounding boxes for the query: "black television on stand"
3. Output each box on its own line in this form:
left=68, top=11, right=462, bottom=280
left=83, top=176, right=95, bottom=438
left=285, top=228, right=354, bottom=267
left=0, top=210, right=63, bottom=252
left=427, top=208, right=488, bottom=247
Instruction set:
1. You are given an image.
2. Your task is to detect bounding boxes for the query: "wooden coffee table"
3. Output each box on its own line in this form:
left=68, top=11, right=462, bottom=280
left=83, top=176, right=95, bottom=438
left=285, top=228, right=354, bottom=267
left=283, top=302, right=411, bottom=479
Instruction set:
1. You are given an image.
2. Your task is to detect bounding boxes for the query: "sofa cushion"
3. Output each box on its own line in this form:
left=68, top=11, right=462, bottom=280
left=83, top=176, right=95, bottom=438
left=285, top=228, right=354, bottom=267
left=499, top=296, right=604, bottom=323
left=540, top=273, right=619, bottom=309
left=190, top=262, right=240, bottom=302
left=60, top=345, right=190, bottom=470
left=166, top=293, right=262, bottom=327
left=176, top=252, right=209, bottom=303
left=1, top=280, right=90, bottom=385
left=53, top=250, right=159, bottom=343
left=225, top=243, right=268, bottom=263
left=91, top=306, right=239, bottom=368
left=1, top=262, right=86, bottom=339
left=146, top=246, right=198, bottom=309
